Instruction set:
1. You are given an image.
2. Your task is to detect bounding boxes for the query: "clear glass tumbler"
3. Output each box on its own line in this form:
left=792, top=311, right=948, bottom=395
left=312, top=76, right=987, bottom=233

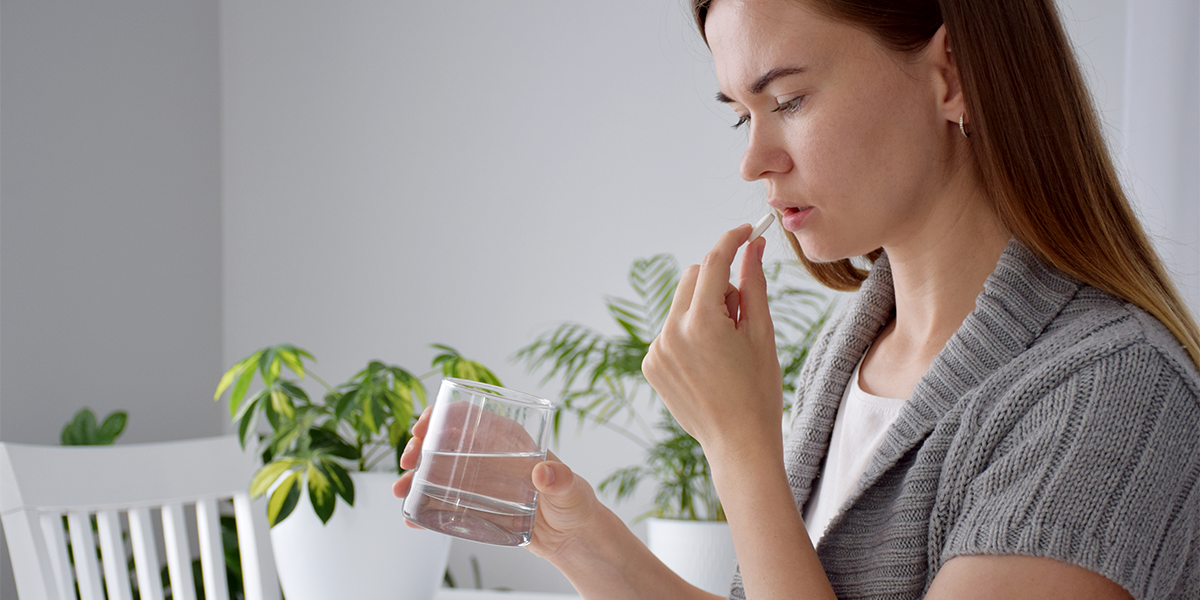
left=402, top=378, right=553, bottom=547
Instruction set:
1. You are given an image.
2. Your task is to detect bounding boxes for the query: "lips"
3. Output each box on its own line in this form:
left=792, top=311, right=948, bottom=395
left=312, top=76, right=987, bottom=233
left=776, top=205, right=813, bottom=231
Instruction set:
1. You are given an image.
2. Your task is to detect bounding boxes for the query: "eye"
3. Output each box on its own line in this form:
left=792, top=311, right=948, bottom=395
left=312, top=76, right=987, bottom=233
left=771, top=96, right=805, bottom=115
left=731, top=114, right=750, bottom=130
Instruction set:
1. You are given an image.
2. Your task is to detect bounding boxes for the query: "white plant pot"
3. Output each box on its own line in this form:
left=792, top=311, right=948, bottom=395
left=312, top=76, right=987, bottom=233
left=269, top=471, right=451, bottom=600
left=646, top=518, right=737, bottom=597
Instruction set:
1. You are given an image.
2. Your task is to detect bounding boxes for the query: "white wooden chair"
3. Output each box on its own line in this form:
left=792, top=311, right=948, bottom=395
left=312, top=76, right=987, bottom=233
left=0, top=436, right=280, bottom=600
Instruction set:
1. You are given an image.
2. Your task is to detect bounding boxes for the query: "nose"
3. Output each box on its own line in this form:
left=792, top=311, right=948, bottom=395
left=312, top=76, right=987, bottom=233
left=739, top=123, right=792, bottom=182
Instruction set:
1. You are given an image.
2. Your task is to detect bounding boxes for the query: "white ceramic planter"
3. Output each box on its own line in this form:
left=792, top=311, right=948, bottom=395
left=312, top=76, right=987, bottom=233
left=269, top=471, right=452, bottom=600
left=646, top=518, right=737, bottom=597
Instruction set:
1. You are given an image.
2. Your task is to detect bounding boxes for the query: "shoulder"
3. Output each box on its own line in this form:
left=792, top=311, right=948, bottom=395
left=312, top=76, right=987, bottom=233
left=942, top=285, right=1200, bottom=599
left=1018, top=285, right=1200, bottom=410
left=971, top=284, right=1200, bottom=483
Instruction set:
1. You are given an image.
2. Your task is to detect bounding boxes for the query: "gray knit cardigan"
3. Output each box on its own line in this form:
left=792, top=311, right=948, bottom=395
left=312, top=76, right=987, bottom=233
left=729, top=240, right=1200, bottom=599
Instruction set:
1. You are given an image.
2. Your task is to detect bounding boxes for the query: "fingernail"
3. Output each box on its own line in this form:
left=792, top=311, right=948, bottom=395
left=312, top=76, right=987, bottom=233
left=538, top=463, right=555, bottom=486
left=757, top=240, right=766, bottom=261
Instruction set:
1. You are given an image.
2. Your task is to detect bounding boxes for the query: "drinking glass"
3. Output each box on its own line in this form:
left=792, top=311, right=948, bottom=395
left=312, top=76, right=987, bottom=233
left=402, top=378, right=553, bottom=547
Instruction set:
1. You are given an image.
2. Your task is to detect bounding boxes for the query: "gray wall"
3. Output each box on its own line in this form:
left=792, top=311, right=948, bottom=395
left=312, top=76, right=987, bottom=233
left=0, top=1, right=223, bottom=597
left=0, top=0, right=1145, bottom=597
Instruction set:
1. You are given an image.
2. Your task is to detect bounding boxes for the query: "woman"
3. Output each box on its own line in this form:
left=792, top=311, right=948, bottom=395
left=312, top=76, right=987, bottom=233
left=396, top=0, right=1200, bottom=598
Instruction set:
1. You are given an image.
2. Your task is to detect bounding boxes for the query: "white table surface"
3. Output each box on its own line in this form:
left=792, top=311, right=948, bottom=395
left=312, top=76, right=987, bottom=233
left=433, top=589, right=581, bottom=600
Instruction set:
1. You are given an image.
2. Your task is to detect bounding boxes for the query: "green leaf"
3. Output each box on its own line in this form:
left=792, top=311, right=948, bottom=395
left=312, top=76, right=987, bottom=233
left=250, top=461, right=295, bottom=498
left=96, top=411, right=127, bottom=444
left=309, top=428, right=359, bottom=460
left=334, top=389, right=357, bottom=420
left=278, top=347, right=308, bottom=379
left=60, top=424, right=80, bottom=446
left=431, top=345, right=502, bottom=386
left=307, top=463, right=335, bottom=524
left=233, top=388, right=267, bottom=423
left=259, top=347, right=279, bottom=387
left=215, top=353, right=260, bottom=401
left=236, top=408, right=258, bottom=451
left=388, top=419, right=406, bottom=448
left=79, top=409, right=98, bottom=442
left=278, top=380, right=310, bottom=403
left=227, top=366, right=257, bottom=418
left=266, top=471, right=301, bottom=526
left=384, top=389, right=412, bottom=429
left=215, top=367, right=240, bottom=402
left=270, top=388, right=295, bottom=420
left=262, top=397, right=282, bottom=436
left=365, top=396, right=386, bottom=434
left=323, top=460, right=355, bottom=505
left=60, top=409, right=90, bottom=446
left=61, top=408, right=107, bottom=446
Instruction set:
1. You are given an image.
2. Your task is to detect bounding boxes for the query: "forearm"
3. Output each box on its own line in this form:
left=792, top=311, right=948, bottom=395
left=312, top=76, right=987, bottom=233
left=708, top=440, right=837, bottom=600
left=546, top=502, right=723, bottom=600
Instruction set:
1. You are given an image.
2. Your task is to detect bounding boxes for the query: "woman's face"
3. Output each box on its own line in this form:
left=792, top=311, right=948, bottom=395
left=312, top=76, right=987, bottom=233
left=706, top=0, right=957, bottom=262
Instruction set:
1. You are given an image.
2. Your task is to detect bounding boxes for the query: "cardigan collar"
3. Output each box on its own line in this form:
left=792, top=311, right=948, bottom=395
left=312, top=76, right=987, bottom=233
left=784, top=239, right=1082, bottom=513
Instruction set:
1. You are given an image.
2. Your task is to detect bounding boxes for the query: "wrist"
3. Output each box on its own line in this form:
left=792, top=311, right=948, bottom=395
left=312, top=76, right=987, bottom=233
left=704, top=430, right=784, bottom=480
left=540, top=500, right=621, bottom=571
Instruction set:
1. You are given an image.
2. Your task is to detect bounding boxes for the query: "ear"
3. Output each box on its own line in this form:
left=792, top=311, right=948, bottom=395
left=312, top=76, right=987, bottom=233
left=927, top=25, right=966, bottom=127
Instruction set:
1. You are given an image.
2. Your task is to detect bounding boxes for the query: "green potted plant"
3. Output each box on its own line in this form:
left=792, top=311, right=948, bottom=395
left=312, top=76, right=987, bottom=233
left=515, top=253, right=833, bottom=593
left=214, top=343, right=500, bottom=600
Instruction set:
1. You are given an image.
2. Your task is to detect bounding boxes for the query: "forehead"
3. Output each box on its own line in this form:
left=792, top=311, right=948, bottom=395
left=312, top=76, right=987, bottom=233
left=705, top=0, right=877, bottom=95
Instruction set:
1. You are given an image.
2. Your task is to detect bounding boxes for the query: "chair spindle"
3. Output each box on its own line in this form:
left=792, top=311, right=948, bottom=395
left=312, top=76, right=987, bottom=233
left=127, top=507, right=164, bottom=600
left=96, top=509, right=134, bottom=600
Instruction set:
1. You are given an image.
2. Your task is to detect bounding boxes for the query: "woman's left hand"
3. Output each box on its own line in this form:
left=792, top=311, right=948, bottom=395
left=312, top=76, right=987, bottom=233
left=642, top=223, right=784, bottom=455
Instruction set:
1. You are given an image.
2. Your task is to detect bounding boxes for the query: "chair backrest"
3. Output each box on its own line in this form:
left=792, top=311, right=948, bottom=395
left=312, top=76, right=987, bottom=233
left=0, top=436, right=280, bottom=600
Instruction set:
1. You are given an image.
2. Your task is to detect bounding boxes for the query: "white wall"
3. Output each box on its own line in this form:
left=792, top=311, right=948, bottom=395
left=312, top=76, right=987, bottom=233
left=0, top=1, right=224, bottom=596
left=218, top=1, right=752, bottom=592
left=1121, top=1, right=1200, bottom=317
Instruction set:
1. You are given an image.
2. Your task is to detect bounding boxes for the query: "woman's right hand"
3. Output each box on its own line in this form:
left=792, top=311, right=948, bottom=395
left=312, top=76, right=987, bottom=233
left=392, top=405, right=605, bottom=563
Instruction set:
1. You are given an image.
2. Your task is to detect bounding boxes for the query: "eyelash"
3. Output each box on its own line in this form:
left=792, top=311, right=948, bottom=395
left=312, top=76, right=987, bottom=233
left=730, top=96, right=805, bottom=130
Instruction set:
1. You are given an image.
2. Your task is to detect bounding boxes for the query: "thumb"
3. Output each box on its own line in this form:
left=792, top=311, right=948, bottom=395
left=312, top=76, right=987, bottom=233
left=533, top=461, right=590, bottom=511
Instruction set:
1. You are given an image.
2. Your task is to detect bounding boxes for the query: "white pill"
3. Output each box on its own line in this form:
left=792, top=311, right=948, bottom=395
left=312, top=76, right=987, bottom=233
left=749, top=212, right=775, bottom=241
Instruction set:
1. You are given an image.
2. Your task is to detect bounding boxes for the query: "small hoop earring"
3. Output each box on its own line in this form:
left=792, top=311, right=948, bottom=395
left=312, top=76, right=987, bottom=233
left=959, top=113, right=971, bottom=139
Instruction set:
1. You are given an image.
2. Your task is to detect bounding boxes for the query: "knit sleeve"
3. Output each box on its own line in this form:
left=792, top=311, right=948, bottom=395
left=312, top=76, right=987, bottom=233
left=940, top=340, right=1200, bottom=599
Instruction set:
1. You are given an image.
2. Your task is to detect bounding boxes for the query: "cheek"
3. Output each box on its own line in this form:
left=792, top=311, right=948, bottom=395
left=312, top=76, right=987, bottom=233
left=786, top=105, right=876, bottom=201
left=808, top=89, right=936, bottom=208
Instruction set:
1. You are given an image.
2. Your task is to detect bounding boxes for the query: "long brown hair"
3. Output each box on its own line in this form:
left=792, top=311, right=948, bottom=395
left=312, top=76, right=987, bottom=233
left=692, top=0, right=1200, bottom=369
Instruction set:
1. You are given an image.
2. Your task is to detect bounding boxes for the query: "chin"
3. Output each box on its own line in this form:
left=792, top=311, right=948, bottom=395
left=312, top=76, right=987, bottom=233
left=794, top=234, right=860, bottom=264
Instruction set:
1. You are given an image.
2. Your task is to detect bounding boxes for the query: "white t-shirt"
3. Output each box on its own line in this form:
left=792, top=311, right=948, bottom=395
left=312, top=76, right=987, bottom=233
left=802, top=352, right=907, bottom=547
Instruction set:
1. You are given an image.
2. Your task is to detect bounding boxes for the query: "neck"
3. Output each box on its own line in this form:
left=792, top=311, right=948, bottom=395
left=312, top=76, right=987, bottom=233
left=882, top=184, right=1009, bottom=360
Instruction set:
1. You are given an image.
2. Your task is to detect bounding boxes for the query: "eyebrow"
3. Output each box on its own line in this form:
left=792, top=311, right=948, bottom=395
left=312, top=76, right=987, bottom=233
left=714, top=66, right=807, bottom=104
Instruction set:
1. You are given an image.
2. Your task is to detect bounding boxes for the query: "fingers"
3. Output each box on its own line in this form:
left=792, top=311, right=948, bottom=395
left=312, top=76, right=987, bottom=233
left=724, top=281, right=741, bottom=321
left=398, top=405, right=432, bottom=472
left=669, top=264, right=700, bottom=316
left=411, top=405, right=433, bottom=438
left=735, top=236, right=771, bottom=329
left=392, top=471, right=414, bottom=498
left=694, top=224, right=753, bottom=313
left=399, top=434, right=422, bottom=470
left=394, top=472, right=425, bottom=529
left=664, top=224, right=753, bottom=327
